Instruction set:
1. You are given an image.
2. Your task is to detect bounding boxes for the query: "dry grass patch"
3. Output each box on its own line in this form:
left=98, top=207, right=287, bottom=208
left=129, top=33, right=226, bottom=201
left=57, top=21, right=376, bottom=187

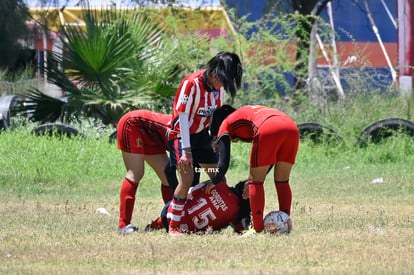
left=1, top=194, right=413, bottom=275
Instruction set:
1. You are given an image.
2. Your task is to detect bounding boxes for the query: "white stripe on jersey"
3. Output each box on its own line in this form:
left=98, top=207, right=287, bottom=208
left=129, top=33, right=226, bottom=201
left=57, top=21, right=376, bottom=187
left=220, top=87, right=225, bottom=101
left=185, top=84, right=195, bottom=114
left=181, top=81, right=195, bottom=134
left=196, top=87, right=214, bottom=133
left=176, top=80, right=189, bottom=109
left=192, top=78, right=201, bottom=132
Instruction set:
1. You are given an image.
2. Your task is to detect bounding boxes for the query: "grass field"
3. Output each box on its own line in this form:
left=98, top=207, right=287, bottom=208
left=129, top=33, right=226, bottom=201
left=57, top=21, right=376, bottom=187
left=1, top=124, right=414, bottom=274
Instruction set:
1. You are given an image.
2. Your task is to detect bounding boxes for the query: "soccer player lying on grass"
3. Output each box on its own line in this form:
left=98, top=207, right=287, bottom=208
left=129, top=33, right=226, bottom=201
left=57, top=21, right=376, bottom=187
left=208, top=105, right=299, bottom=236
left=146, top=180, right=251, bottom=234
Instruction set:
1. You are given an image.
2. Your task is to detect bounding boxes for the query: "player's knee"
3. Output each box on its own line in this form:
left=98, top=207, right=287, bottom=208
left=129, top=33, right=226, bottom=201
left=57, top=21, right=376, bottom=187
left=126, top=170, right=144, bottom=183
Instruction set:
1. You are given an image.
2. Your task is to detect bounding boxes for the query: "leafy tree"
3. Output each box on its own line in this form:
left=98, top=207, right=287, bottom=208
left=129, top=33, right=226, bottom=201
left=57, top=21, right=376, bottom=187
left=20, top=4, right=213, bottom=126
left=20, top=0, right=341, bottom=124
left=288, top=1, right=332, bottom=91
left=0, top=0, right=32, bottom=74
left=210, top=7, right=297, bottom=107
left=22, top=7, right=168, bottom=125
left=224, top=0, right=332, bottom=96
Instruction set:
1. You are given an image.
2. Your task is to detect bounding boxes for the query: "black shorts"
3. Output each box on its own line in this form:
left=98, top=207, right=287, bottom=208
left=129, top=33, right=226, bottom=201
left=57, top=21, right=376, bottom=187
left=168, top=128, right=218, bottom=166
left=164, top=161, right=200, bottom=191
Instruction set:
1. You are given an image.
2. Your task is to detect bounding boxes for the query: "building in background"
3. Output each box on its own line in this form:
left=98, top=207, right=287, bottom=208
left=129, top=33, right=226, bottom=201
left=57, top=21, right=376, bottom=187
left=225, top=0, right=412, bottom=95
left=24, top=0, right=233, bottom=87
left=24, top=0, right=413, bottom=95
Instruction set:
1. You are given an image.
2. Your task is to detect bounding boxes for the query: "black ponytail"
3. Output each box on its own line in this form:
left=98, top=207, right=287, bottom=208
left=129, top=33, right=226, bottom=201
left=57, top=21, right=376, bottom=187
left=207, top=52, right=243, bottom=100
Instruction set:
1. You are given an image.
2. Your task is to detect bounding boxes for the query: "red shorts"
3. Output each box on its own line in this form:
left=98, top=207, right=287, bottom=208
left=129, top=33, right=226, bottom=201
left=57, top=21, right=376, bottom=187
left=250, top=115, right=299, bottom=167
left=117, top=115, right=167, bottom=155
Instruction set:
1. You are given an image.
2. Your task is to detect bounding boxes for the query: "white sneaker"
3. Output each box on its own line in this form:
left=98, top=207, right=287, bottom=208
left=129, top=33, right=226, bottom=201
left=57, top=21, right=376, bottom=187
left=118, top=224, right=138, bottom=235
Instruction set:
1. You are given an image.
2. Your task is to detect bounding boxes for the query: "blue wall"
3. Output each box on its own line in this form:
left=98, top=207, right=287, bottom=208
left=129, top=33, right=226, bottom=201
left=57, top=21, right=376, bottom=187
left=225, top=0, right=397, bottom=93
left=324, top=1, right=397, bottom=42
left=225, top=0, right=397, bottom=42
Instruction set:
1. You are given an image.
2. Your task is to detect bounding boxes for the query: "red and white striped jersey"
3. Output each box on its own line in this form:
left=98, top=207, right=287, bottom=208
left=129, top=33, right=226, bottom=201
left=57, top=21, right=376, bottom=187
left=169, top=69, right=224, bottom=137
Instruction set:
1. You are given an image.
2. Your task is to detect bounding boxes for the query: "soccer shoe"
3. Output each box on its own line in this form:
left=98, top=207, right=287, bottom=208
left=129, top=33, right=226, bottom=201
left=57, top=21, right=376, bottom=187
left=145, top=217, right=164, bottom=232
left=241, top=228, right=264, bottom=238
left=168, top=226, right=186, bottom=238
left=118, top=224, right=138, bottom=235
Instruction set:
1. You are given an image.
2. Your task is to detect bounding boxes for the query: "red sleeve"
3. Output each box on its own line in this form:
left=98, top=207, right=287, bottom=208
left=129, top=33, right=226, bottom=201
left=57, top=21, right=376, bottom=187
left=152, top=112, right=172, bottom=126
left=188, top=182, right=208, bottom=199
left=217, top=118, right=232, bottom=140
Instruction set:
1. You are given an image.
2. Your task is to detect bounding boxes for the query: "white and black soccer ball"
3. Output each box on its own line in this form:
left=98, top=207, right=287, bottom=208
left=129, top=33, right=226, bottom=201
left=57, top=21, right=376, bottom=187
left=263, top=211, right=292, bottom=234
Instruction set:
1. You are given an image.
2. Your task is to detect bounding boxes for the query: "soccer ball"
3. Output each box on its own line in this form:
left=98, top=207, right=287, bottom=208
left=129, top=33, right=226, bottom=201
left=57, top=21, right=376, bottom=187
left=263, top=211, right=292, bottom=234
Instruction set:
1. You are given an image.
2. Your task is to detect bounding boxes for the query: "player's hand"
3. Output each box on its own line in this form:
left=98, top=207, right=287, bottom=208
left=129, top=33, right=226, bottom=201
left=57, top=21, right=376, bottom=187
left=178, top=150, right=193, bottom=172
left=204, top=181, right=214, bottom=194
left=178, top=158, right=192, bottom=172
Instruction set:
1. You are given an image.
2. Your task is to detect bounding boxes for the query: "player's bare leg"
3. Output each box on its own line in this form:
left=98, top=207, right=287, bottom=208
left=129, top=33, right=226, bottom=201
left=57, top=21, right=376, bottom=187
left=273, top=161, right=292, bottom=182
left=118, top=152, right=145, bottom=234
left=123, top=152, right=145, bottom=183
left=145, top=153, right=173, bottom=203
left=273, top=161, right=293, bottom=216
left=167, top=159, right=193, bottom=237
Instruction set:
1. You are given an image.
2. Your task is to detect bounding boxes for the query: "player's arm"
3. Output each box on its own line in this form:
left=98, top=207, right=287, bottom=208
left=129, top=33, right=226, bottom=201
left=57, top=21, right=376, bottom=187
left=211, top=135, right=231, bottom=184
left=176, top=82, right=194, bottom=164
left=178, top=112, right=192, bottom=169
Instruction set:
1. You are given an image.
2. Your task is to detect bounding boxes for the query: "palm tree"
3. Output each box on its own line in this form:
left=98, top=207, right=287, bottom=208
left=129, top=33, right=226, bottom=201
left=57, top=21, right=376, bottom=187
left=22, top=6, right=182, bottom=126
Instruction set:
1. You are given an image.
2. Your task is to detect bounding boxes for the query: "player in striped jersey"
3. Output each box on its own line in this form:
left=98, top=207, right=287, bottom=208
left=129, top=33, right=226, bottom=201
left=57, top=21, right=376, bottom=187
left=209, top=105, right=299, bottom=236
left=116, top=110, right=174, bottom=235
left=167, top=52, right=243, bottom=237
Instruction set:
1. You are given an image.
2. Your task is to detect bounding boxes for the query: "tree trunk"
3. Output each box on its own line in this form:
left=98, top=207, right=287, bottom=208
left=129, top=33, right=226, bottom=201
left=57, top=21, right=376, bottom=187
left=294, top=18, right=312, bottom=92
left=292, top=0, right=332, bottom=96
left=307, top=20, right=321, bottom=102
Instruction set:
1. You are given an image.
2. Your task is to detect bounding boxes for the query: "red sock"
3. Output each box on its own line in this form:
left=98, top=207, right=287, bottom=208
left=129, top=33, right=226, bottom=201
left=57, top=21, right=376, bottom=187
left=275, top=181, right=292, bottom=215
left=150, top=216, right=164, bottom=229
left=249, top=181, right=265, bottom=233
left=119, top=178, right=138, bottom=228
left=161, top=184, right=174, bottom=203
left=167, top=196, right=185, bottom=229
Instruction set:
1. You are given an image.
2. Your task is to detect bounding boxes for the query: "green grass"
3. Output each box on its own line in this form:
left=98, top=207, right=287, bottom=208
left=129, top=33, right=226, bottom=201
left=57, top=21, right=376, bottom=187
left=1, top=96, right=414, bottom=274
left=0, top=126, right=123, bottom=196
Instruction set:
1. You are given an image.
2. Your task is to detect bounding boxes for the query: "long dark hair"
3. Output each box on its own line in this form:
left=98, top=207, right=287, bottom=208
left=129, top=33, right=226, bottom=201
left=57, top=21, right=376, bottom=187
left=230, top=180, right=251, bottom=229
left=209, top=104, right=236, bottom=140
left=207, top=52, right=243, bottom=100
